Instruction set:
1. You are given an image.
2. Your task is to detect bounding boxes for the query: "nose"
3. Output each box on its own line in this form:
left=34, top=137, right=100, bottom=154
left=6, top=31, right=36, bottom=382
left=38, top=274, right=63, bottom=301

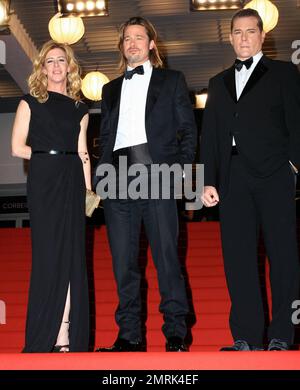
left=241, top=32, right=248, bottom=41
left=129, top=39, right=137, bottom=47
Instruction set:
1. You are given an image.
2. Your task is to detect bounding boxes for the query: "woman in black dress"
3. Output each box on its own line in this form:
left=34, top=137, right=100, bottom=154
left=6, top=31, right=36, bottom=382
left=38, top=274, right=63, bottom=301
left=11, top=40, right=90, bottom=352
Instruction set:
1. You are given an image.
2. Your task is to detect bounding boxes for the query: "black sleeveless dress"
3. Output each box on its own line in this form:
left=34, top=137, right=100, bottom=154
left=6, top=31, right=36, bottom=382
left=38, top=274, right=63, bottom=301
left=22, top=92, right=89, bottom=352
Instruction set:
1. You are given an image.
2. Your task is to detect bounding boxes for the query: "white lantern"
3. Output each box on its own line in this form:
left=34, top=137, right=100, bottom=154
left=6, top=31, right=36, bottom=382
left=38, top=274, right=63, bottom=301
left=81, top=71, right=109, bottom=101
left=0, top=0, right=10, bottom=27
left=244, top=0, right=279, bottom=33
left=195, top=90, right=208, bottom=109
left=48, top=13, right=85, bottom=45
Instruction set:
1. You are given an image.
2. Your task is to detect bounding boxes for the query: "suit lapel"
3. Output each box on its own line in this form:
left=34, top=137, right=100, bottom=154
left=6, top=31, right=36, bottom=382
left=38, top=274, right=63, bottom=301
left=109, top=76, right=123, bottom=113
left=145, top=68, right=166, bottom=123
left=223, top=56, right=269, bottom=103
left=239, top=56, right=268, bottom=100
left=108, top=76, right=123, bottom=133
left=223, top=66, right=237, bottom=103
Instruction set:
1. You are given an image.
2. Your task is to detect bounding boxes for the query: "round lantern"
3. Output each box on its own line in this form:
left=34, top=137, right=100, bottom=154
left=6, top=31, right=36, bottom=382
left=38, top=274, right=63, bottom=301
left=48, top=13, right=85, bottom=45
left=81, top=71, right=109, bottom=101
left=244, top=0, right=279, bottom=33
left=0, top=0, right=10, bottom=26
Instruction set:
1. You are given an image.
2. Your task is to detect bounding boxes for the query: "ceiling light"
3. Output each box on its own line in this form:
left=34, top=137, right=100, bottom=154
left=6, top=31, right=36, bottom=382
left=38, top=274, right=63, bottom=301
left=244, top=0, right=279, bottom=33
left=56, top=0, right=108, bottom=17
left=0, top=0, right=10, bottom=32
left=86, top=1, right=95, bottom=11
left=76, top=2, right=85, bottom=12
left=195, top=89, right=208, bottom=109
left=190, top=0, right=245, bottom=11
left=66, top=3, right=74, bottom=11
left=48, top=13, right=85, bottom=45
left=81, top=71, right=109, bottom=101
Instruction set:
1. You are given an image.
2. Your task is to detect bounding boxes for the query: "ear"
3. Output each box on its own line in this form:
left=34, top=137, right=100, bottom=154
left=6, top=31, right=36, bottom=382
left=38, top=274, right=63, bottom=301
left=229, top=33, right=233, bottom=46
left=42, top=67, right=47, bottom=76
left=149, top=40, right=155, bottom=50
left=261, top=30, right=266, bottom=43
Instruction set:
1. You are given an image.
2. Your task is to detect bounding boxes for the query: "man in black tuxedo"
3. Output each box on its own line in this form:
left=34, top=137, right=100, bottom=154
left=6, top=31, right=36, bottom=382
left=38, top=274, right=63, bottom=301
left=95, top=16, right=196, bottom=352
left=200, top=9, right=300, bottom=351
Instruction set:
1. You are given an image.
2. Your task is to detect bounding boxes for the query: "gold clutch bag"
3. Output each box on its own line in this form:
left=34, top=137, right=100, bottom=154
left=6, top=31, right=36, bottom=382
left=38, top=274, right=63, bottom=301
left=86, top=189, right=101, bottom=217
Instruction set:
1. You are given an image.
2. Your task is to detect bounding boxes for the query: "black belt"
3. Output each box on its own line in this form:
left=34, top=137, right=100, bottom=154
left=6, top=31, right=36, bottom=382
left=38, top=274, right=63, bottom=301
left=113, top=143, right=153, bottom=165
left=33, top=150, right=78, bottom=155
left=231, top=146, right=238, bottom=156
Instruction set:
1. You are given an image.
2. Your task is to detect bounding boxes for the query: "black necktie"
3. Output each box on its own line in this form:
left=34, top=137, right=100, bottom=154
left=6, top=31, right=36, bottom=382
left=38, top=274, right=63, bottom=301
left=234, top=57, right=253, bottom=71
left=124, top=65, right=144, bottom=80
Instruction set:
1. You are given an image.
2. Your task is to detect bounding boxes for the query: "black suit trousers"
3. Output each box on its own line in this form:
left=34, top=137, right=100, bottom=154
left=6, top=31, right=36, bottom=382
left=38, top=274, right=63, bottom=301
left=219, top=156, right=299, bottom=346
left=103, top=196, right=189, bottom=343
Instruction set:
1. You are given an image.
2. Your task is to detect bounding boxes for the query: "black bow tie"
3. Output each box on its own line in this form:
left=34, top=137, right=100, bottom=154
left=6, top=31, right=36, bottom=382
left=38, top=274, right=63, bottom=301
left=234, top=57, right=253, bottom=71
left=124, top=65, right=144, bottom=80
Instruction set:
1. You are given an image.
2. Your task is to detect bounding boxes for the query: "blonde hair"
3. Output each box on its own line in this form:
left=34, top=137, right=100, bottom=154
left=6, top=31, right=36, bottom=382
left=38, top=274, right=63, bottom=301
left=28, top=40, right=82, bottom=103
left=118, top=16, right=163, bottom=73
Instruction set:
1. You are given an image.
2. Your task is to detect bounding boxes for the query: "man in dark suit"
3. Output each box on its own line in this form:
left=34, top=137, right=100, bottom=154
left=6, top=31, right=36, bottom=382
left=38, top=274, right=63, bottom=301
left=95, top=16, right=196, bottom=352
left=200, top=8, right=300, bottom=351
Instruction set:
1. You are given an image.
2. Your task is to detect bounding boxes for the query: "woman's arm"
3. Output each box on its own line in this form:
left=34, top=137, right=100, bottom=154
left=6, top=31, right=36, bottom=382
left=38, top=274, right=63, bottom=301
left=78, top=113, right=91, bottom=190
left=11, top=100, right=32, bottom=160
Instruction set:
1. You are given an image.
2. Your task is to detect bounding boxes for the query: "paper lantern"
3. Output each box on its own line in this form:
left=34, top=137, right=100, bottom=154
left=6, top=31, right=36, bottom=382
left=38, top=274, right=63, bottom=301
left=244, top=0, right=279, bottom=33
left=81, top=71, right=109, bottom=101
left=48, top=13, right=85, bottom=45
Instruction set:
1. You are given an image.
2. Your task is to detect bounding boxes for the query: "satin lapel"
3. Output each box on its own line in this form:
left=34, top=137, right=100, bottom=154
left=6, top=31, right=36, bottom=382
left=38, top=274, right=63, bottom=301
left=105, top=76, right=122, bottom=137
left=145, top=69, right=166, bottom=123
left=109, top=76, right=123, bottom=119
left=223, top=66, right=237, bottom=103
left=239, top=57, right=269, bottom=100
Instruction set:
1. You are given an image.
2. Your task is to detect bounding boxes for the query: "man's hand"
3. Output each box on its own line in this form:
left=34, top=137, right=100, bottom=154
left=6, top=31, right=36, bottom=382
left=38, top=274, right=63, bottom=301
left=201, top=186, right=219, bottom=207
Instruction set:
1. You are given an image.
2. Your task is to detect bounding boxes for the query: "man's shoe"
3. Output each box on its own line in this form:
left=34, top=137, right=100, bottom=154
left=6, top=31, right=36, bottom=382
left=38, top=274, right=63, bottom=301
left=220, top=340, right=264, bottom=351
left=166, top=336, right=188, bottom=352
left=268, top=339, right=289, bottom=351
left=95, top=337, right=143, bottom=352
left=52, top=344, right=69, bottom=353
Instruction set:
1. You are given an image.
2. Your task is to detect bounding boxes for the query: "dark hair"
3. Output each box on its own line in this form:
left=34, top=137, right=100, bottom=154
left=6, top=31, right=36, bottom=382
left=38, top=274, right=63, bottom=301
left=118, top=16, right=163, bottom=72
left=231, top=8, right=264, bottom=32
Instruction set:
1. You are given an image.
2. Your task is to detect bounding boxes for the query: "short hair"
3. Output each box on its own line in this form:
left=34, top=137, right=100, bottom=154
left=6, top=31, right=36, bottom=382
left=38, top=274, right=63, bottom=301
left=28, top=40, right=82, bottom=103
left=118, top=16, right=163, bottom=73
left=231, top=8, right=264, bottom=32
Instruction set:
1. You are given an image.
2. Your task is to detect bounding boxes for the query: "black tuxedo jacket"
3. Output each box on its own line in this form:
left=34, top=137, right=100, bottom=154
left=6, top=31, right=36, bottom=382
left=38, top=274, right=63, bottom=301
left=95, top=68, right=196, bottom=177
left=200, top=56, right=300, bottom=196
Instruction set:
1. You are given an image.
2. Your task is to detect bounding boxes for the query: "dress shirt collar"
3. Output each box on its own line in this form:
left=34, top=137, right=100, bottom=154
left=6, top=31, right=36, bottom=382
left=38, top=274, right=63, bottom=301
left=127, top=59, right=152, bottom=74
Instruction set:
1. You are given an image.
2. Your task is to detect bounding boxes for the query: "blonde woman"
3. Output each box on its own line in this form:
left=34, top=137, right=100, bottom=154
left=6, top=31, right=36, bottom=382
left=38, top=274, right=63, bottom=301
left=11, top=40, right=90, bottom=352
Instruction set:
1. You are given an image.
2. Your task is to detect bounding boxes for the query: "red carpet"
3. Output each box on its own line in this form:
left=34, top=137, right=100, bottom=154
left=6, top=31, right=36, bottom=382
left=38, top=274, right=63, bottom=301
left=1, top=222, right=300, bottom=370
left=1, top=351, right=300, bottom=370
left=0, top=223, right=232, bottom=352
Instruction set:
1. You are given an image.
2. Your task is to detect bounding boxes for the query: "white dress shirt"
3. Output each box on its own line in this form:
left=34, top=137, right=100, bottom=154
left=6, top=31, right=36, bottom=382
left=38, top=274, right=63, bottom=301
left=233, top=51, right=263, bottom=146
left=113, top=60, right=153, bottom=151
